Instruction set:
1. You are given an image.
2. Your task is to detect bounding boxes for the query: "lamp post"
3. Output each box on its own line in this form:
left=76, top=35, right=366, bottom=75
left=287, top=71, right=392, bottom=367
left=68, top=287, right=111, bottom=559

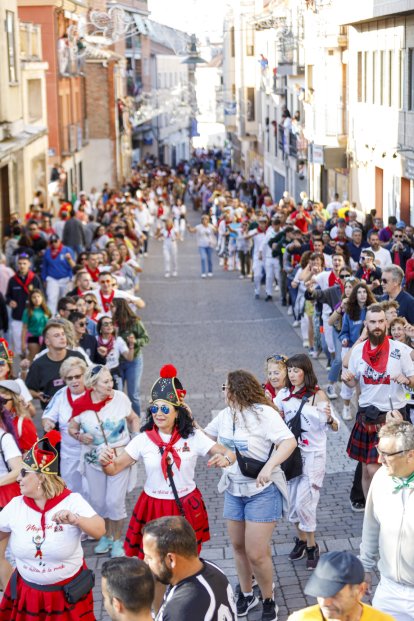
left=182, top=34, right=206, bottom=157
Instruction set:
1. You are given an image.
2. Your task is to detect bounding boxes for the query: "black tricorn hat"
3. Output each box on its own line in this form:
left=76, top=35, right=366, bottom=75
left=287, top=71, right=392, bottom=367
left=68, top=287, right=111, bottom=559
left=150, top=365, right=186, bottom=407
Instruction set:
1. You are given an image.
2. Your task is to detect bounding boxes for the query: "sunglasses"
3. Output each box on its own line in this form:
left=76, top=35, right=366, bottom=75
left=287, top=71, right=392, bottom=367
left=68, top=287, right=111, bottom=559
left=266, top=354, right=288, bottom=363
left=339, top=274, right=351, bottom=279
left=222, top=383, right=227, bottom=392
left=102, top=322, right=113, bottom=326
left=91, top=365, right=104, bottom=376
left=77, top=322, right=86, bottom=327
left=20, top=469, right=34, bottom=478
left=85, top=300, right=94, bottom=304
left=0, top=360, right=7, bottom=367
left=394, top=235, right=403, bottom=239
left=66, top=374, right=82, bottom=381
left=381, top=278, right=388, bottom=284
left=150, top=404, right=171, bottom=415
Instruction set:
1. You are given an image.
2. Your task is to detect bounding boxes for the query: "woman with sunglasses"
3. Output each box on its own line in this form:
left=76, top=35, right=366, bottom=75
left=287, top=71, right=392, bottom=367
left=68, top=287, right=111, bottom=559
left=275, top=354, right=339, bottom=572
left=264, top=354, right=288, bottom=401
left=0, top=433, right=104, bottom=621
left=68, top=365, right=140, bottom=558
left=0, top=381, right=37, bottom=457
left=204, top=370, right=296, bottom=620
left=84, top=293, right=102, bottom=327
left=99, top=365, right=235, bottom=561
left=95, top=316, right=134, bottom=390
left=41, top=357, right=88, bottom=494
left=0, top=341, right=35, bottom=417
left=0, top=395, right=23, bottom=590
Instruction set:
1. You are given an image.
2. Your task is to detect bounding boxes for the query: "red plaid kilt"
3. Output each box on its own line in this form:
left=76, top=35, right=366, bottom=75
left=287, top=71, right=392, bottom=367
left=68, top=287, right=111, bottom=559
left=0, top=566, right=95, bottom=621
left=347, top=414, right=381, bottom=464
left=124, top=487, right=210, bottom=559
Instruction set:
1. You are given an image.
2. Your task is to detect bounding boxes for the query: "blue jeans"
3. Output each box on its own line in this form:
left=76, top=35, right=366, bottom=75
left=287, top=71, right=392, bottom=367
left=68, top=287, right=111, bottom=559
left=328, top=328, right=342, bottom=383
left=119, top=354, right=143, bottom=416
left=198, top=246, right=213, bottom=274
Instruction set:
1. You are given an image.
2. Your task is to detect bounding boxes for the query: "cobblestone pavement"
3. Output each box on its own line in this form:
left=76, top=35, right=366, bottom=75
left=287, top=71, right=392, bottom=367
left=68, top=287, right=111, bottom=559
left=86, top=211, right=374, bottom=620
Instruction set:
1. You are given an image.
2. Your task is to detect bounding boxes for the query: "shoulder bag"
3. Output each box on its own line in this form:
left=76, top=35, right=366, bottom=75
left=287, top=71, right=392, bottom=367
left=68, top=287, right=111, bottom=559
left=281, top=396, right=309, bottom=481
left=232, top=412, right=274, bottom=479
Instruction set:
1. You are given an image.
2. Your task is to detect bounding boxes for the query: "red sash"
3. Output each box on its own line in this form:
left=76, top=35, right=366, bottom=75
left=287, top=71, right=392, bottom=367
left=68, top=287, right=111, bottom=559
left=146, top=427, right=182, bottom=480
left=13, top=271, right=36, bottom=295
left=23, top=489, right=71, bottom=537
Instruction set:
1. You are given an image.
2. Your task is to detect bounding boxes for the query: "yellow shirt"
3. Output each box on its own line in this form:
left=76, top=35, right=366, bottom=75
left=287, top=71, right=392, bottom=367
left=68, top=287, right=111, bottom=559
left=288, top=602, right=395, bottom=621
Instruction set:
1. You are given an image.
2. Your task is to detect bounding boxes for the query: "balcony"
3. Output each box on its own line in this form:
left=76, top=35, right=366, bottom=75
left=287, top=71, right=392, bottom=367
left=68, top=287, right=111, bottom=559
left=20, top=23, right=42, bottom=61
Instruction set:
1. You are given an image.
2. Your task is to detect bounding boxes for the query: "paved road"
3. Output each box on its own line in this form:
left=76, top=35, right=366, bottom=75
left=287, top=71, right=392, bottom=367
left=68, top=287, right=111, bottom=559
left=87, top=211, right=372, bottom=620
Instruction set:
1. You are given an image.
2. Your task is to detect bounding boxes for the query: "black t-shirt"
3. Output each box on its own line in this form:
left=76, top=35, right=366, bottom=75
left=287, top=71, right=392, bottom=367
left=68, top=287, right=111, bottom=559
left=25, top=350, right=86, bottom=409
left=157, top=560, right=236, bottom=621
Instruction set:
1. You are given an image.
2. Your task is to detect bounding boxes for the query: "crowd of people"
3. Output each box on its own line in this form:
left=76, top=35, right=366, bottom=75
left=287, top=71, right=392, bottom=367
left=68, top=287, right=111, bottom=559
left=0, top=151, right=411, bottom=620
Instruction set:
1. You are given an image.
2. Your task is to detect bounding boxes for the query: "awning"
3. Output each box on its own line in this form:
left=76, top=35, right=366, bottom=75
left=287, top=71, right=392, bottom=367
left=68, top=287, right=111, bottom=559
left=133, top=14, right=149, bottom=35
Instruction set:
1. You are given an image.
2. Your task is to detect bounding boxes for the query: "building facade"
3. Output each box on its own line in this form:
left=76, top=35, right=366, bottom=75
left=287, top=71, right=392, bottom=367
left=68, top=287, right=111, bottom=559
left=0, top=0, right=48, bottom=231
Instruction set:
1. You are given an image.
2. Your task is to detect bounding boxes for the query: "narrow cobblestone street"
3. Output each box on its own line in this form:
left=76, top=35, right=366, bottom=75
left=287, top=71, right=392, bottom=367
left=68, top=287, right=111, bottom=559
left=84, top=210, right=372, bottom=621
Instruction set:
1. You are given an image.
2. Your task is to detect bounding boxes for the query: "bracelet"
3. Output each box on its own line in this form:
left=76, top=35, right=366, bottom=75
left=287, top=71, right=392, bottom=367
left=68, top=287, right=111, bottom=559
left=224, top=455, right=232, bottom=466
left=102, top=462, right=113, bottom=468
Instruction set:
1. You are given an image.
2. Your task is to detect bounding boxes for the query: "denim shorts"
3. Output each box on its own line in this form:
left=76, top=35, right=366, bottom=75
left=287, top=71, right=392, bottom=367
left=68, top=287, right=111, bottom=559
left=223, top=483, right=283, bottom=523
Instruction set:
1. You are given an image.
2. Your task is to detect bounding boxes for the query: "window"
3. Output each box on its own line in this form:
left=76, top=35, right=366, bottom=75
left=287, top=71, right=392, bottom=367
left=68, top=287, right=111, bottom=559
left=357, top=52, right=362, bottom=102
left=380, top=50, right=385, bottom=105
left=363, top=51, right=368, bottom=102
left=230, top=27, right=235, bottom=57
left=388, top=50, right=393, bottom=107
left=373, top=51, right=378, bottom=104
left=246, top=28, right=254, bottom=56
left=409, top=49, right=414, bottom=110
left=246, top=87, right=255, bottom=121
left=6, top=11, right=18, bottom=83
left=399, top=50, right=404, bottom=109
left=27, top=79, right=42, bottom=123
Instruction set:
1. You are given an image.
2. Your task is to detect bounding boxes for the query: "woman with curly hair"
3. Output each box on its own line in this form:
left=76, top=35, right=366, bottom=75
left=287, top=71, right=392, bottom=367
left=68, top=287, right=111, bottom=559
left=99, top=364, right=234, bottom=560
left=204, top=370, right=296, bottom=620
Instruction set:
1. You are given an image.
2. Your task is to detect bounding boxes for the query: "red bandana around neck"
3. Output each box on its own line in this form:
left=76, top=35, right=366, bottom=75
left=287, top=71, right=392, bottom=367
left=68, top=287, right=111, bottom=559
left=13, top=271, right=35, bottom=295
left=146, top=427, right=182, bottom=480
left=24, top=489, right=71, bottom=537
left=50, top=242, right=64, bottom=259
left=283, top=385, right=317, bottom=401
left=264, top=382, right=276, bottom=400
left=362, top=336, right=390, bottom=374
left=100, top=290, right=115, bottom=313
left=86, top=265, right=100, bottom=282
left=66, top=387, right=85, bottom=409
left=97, top=335, right=115, bottom=354
left=70, top=388, right=112, bottom=419
left=328, top=270, right=344, bottom=293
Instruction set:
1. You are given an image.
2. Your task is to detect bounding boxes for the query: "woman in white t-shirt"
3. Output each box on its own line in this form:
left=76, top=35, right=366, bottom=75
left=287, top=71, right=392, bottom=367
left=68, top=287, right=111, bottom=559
left=187, top=215, right=217, bottom=277
left=99, top=364, right=235, bottom=560
left=274, top=354, right=339, bottom=572
left=204, top=370, right=296, bottom=620
left=68, top=365, right=140, bottom=559
left=0, top=397, right=23, bottom=590
left=41, top=357, right=88, bottom=494
left=0, top=433, right=104, bottom=621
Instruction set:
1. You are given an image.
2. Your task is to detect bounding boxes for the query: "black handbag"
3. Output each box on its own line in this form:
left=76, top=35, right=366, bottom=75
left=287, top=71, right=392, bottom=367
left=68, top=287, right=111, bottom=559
left=281, top=396, right=309, bottom=482
left=235, top=443, right=274, bottom=479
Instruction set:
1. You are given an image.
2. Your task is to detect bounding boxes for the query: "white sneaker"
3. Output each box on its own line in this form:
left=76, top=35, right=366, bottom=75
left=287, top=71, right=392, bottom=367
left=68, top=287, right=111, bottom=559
left=239, top=275, right=245, bottom=279
left=287, top=307, right=293, bottom=316
left=326, top=385, right=338, bottom=400
left=208, top=272, right=213, bottom=277
left=310, top=350, right=320, bottom=359
left=342, top=405, right=353, bottom=421
left=201, top=274, right=207, bottom=278
left=274, top=285, right=280, bottom=292
left=303, top=339, right=310, bottom=348
left=292, top=320, right=300, bottom=328
left=172, top=271, right=177, bottom=277
left=164, top=273, right=170, bottom=278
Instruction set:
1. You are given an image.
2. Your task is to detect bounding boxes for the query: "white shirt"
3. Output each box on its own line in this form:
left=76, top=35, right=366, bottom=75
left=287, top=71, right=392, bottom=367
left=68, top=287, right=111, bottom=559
left=204, top=404, right=293, bottom=496
left=194, top=224, right=216, bottom=248
left=275, top=389, right=339, bottom=453
left=42, top=387, right=84, bottom=458
left=97, top=336, right=129, bottom=370
left=250, top=229, right=267, bottom=261
left=0, top=431, right=21, bottom=476
left=125, top=430, right=215, bottom=499
left=330, top=225, right=353, bottom=239
left=326, top=200, right=342, bottom=215
left=349, top=339, right=414, bottom=410
left=0, top=493, right=96, bottom=584
left=371, top=246, right=392, bottom=268
left=76, top=391, right=132, bottom=470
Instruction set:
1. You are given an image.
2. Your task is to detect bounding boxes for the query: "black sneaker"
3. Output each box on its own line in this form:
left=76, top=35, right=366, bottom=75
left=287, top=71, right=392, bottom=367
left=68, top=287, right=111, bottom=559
left=265, top=295, right=273, bottom=301
left=306, top=544, right=320, bottom=570
left=289, top=537, right=307, bottom=561
left=350, top=500, right=365, bottom=512
left=236, top=593, right=259, bottom=617
left=262, top=599, right=278, bottom=621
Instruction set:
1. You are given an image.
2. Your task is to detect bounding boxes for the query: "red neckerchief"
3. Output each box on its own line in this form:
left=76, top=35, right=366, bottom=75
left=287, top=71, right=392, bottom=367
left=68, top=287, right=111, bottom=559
left=85, top=265, right=100, bottom=282
left=66, top=387, right=85, bottom=409
left=70, top=388, right=113, bottom=419
left=362, top=336, right=390, bottom=374
left=393, top=251, right=401, bottom=267
left=146, top=427, right=182, bottom=480
left=97, top=335, right=114, bottom=353
left=90, top=310, right=99, bottom=322
left=328, top=270, right=344, bottom=293
left=264, top=382, right=276, bottom=400
left=13, top=271, right=35, bottom=295
left=362, top=268, right=372, bottom=281
left=23, top=489, right=71, bottom=537
left=283, top=385, right=318, bottom=401
left=100, top=290, right=115, bottom=313
left=50, top=242, right=63, bottom=259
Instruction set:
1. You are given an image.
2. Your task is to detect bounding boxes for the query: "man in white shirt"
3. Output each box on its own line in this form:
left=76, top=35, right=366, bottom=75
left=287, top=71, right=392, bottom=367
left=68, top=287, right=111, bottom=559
left=326, top=193, right=342, bottom=216
left=368, top=231, right=392, bottom=268
left=360, top=422, right=414, bottom=621
left=343, top=305, right=414, bottom=497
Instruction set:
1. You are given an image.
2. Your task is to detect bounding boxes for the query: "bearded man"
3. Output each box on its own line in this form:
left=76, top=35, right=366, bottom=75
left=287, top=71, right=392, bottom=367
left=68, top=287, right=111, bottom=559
left=342, top=304, right=414, bottom=497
